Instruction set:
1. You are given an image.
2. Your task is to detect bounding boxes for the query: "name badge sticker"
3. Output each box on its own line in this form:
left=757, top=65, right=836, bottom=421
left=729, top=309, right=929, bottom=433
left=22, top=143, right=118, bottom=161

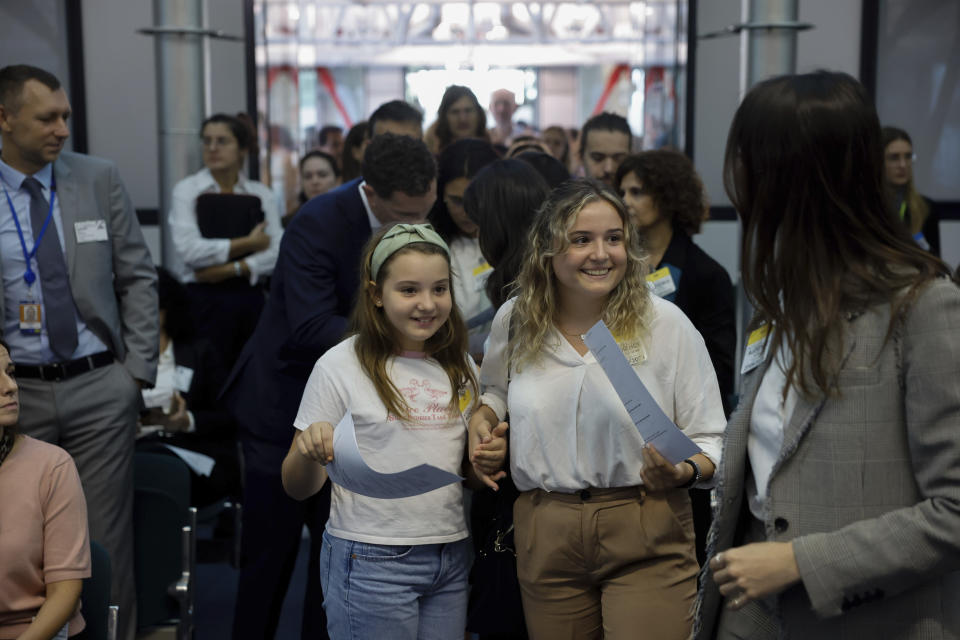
left=174, top=365, right=195, bottom=393
left=646, top=267, right=677, bottom=298
left=612, top=333, right=646, bottom=367
left=472, top=261, right=493, bottom=292
left=458, top=387, right=473, bottom=414
left=75, top=220, right=108, bottom=243
left=741, top=324, right=771, bottom=374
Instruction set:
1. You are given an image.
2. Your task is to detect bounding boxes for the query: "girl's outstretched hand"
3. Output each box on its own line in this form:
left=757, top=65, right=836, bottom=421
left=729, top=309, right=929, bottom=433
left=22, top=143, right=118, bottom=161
left=296, top=421, right=335, bottom=464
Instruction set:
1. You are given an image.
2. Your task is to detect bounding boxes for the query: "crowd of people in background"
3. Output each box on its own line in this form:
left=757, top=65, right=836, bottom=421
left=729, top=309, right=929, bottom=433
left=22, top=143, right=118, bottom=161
left=0, top=61, right=957, bottom=640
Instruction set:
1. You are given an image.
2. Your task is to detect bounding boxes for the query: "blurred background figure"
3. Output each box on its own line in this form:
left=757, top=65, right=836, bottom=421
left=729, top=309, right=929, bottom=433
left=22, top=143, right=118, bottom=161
left=284, top=150, right=341, bottom=227
left=579, top=112, right=632, bottom=186
left=137, top=268, right=239, bottom=508
left=339, top=121, right=368, bottom=183
left=505, top=136, right=550, bottom=158
left=428, top=85, right=488, bottom=154
left=541, top=125, right=571, bottom=172
left=882, top=126, right=940, bottom=256
left=488, top=88, right=518, bottom=147
left=428, top=138, right=500, bottom=358
left=168, top=113, right=282, bottom=370
left=316, top=125, right=343, bottom=167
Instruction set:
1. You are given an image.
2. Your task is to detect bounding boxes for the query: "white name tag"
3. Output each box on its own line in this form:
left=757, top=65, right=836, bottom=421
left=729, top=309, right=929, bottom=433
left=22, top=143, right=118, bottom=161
left=174, top=365, right=194, bottom=393
left=741, top=325, right=771, bottom=374
left=74, top=220, right=108, bottom=243
left=646, top=267, right=677, bottom=298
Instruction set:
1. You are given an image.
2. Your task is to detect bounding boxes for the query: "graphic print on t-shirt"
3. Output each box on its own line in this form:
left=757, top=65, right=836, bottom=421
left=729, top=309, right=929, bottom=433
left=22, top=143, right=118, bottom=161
left=391, top=377, right=459, bottom=429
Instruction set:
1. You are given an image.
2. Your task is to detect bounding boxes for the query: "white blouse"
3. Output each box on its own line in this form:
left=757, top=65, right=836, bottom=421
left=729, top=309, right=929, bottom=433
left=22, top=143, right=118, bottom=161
left=479, top=297, right=725, bottom=493
left=167, top=167, right=283, bottom=284
left=746, top=344, right=798, bottom=520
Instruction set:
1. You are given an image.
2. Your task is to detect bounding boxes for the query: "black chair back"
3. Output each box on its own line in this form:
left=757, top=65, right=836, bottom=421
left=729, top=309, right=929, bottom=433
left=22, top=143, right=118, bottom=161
left=74, top=540, right=113, bottom=640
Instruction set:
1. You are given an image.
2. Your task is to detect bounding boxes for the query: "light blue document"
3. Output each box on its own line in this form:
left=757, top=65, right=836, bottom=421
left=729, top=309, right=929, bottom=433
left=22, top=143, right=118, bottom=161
left=582, top=320, right=701, bottom=464
left=326, top=412, right=463, bottom=499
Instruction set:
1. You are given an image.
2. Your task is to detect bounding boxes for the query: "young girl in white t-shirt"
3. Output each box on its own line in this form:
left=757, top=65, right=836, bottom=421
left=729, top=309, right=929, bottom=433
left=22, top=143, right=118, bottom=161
left=281, top=223, right=507, bottom=640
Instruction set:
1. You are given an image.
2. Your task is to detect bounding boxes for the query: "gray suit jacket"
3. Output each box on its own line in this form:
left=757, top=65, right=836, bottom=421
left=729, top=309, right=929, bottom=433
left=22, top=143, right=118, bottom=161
left=696, top=278, right=960, bottom=640
left=0, top=152, right=158, bottom=383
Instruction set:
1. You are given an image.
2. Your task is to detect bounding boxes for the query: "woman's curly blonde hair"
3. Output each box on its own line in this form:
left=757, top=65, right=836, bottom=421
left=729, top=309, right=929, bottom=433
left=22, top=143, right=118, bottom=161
left=509, top=179, right=652, bottom=370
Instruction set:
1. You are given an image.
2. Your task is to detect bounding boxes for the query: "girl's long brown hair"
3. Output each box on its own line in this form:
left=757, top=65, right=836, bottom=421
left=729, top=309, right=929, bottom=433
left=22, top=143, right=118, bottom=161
left=725, top=71, right=949, bottom=397
left=349, top=227, right=478, bottom=421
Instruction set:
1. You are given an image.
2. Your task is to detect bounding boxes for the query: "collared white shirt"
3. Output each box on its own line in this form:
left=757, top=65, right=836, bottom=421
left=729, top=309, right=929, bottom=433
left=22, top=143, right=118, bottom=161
left=167, top=167, right=283, bottom=284
left=0, top=157, right=109, bottom=364
left=357, top=180, right=382, bottom=231
left=746, top=344, right=798, bottom=519
left=479, top=296, right=725, bottom=493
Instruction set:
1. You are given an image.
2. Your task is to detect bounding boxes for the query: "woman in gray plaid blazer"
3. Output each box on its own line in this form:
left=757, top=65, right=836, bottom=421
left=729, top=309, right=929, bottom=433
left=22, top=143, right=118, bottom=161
left=695, top=71, right=960, bottom=639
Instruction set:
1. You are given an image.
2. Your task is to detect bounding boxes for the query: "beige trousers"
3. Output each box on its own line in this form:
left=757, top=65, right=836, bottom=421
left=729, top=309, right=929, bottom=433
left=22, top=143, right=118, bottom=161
left=514, top=486, right=699, bottom=640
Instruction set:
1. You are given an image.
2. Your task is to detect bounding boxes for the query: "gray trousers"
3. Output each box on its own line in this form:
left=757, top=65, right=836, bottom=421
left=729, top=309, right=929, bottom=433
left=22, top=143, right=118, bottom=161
left=19, top=362, right=140, bottom=640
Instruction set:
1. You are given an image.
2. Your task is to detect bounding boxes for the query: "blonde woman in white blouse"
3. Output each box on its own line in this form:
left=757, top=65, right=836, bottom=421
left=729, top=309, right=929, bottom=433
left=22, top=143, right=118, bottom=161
left=468, top=180, right=726, bottom=640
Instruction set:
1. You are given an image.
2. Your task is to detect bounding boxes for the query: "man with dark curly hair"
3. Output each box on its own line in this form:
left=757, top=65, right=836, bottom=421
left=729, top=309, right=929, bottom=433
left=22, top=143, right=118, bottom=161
left=222, top=133, right=437, bottom=640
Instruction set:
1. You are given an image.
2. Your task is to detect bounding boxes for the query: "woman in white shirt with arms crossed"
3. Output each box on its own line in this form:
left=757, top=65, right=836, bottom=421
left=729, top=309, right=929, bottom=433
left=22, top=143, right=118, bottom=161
left=469, top=179, right=726, bottom=640
left=167, top=113, right=283, bottom=368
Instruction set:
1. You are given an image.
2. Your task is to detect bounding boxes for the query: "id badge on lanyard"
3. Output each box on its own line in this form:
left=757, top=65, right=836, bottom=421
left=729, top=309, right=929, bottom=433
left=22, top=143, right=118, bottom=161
left=3, top=172, right=56, bottom=335
left=19, top=298, right=42, bottom=334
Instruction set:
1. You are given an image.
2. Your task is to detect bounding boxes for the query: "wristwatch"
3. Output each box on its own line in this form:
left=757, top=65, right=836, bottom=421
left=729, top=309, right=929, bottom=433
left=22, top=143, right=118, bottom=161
left=678, top=458, right=702, bottom=489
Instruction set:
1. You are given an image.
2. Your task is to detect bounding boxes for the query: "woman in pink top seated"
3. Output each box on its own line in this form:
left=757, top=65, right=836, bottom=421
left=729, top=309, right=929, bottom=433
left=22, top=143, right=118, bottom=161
left=0, top=340, right=91, bottom=640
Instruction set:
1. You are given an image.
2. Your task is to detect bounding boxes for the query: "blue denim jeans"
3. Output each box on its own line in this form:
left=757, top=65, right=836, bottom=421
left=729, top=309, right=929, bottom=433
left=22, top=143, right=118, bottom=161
left=320, top=530, right=470, bottom=640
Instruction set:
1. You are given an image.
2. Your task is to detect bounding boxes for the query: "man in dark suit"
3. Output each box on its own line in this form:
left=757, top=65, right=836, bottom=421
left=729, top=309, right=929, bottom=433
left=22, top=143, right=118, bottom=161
left=223, top=133, right=437, bottom=639
left=0, top=64, right=158, bottom=640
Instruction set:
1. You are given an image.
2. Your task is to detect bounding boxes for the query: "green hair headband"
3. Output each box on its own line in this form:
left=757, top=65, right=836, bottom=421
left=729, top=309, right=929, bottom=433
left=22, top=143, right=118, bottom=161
left=370, top=223, right=450, bottom=281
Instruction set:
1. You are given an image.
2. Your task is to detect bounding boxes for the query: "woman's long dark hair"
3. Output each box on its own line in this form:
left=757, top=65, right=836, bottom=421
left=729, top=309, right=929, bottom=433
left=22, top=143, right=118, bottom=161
left=463, top=159, right=551, bottom=309
left=435, top=86, right=487, bottom=151
left=427, top=138, right=499, bottom=244
left=725, top=71, right=948, bottom=396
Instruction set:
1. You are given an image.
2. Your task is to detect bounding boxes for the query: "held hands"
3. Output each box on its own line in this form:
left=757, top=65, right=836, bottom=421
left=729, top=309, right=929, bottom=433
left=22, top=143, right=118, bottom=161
left=295, top=421, right=335, bottom=464
left=469, top=413, right=508, bottom=490
left=639, top=444, right=691, bottom=491
left=709, top=542, right=802, bottom=610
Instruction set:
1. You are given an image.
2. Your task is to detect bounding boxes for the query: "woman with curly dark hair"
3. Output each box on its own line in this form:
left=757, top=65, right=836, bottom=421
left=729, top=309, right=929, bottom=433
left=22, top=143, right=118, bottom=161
left=614, top=151, right=735, bottom=412
left=614, top=151, right=735, bottom=569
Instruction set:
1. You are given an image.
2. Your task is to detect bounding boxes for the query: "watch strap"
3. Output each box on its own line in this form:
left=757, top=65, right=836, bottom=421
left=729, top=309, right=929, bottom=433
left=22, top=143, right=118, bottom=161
left=678, top=458, right=701, bottom=489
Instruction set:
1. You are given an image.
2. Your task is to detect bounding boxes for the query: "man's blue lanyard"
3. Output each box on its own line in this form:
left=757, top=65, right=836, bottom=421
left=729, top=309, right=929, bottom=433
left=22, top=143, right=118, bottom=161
left=2, top=172, right=56, bottom=287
